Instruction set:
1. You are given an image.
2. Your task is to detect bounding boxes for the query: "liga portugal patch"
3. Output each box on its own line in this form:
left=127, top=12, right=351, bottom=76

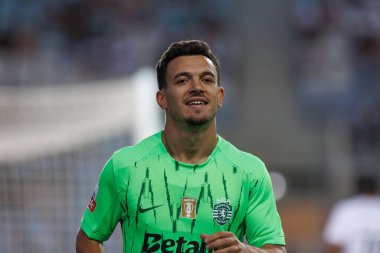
left=88, top=196, right=96, bottom=212
left=181, top=197, right=196, bottom=219
left=87, top=185, right=98, bottom=213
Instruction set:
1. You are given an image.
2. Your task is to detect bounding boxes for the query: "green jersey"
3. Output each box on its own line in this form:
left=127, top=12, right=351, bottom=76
left=81, top=131, right=285, bottom=252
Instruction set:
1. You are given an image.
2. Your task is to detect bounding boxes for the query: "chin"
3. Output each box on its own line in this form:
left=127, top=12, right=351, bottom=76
left=185, top=116, right=213, bottom=126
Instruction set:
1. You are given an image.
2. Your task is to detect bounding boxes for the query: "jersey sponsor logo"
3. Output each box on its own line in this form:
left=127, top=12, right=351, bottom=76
left=142, top=232, right=212, bottom=253
left=138, top=204, right=164, bottom=213
left=181, top=197, right=196, bottom=219
left=87, top=184, right=98, bottom=213
left=212, top=198, right=232, bottom=225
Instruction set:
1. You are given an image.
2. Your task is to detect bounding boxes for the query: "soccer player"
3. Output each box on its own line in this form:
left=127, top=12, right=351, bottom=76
left=323, top=176, right=380, bottom=253
left=76, top=40, right=287, bottom=253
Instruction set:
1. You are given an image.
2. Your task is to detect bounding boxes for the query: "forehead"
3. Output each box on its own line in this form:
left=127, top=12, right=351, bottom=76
left=166, top=55, right=217, bottom=78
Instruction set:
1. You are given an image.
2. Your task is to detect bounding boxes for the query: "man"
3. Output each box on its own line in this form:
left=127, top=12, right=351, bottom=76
left=76, top=40, right=286, bottom=253
left=323, top=176, right=380, bottom=253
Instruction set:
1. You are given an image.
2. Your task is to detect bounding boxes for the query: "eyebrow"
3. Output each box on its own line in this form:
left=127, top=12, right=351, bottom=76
left=172, top=71, right=216, bottom=81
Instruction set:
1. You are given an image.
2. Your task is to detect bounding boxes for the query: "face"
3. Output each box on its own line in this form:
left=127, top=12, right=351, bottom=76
left=156, top=55, right=224, bottom=128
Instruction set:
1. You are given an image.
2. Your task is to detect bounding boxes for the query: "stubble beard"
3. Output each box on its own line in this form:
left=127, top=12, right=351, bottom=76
left=185, top=114, right=213, bottom=126
left=167, top=104, right=218, bottom=129
left=182, top=109, right=217, bottom=129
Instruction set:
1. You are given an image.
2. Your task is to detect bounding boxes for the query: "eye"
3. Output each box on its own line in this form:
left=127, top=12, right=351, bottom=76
left=175, top=78, right=188, bottom=85
left=202, top=76, right=215, bottom=84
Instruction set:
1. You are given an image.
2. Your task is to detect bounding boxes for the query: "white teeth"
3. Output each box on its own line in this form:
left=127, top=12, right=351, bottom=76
left=188, top=101, right=205, bottom=105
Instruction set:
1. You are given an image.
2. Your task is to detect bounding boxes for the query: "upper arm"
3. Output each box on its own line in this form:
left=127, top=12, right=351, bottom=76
left=245, top=163, right=285, bottom=247
left=80, top=157, right=123, bottom=242
left=76, top=228, right=104, bottom=253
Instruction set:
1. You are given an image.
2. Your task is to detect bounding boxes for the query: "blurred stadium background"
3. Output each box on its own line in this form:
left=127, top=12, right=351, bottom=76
left=1, top=1, right=380, bottom=252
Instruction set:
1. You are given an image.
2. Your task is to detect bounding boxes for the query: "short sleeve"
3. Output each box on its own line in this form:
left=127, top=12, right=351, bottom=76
left=245, top=162, right=285, bottom=247
left=80, top=157, right=123, bottom=242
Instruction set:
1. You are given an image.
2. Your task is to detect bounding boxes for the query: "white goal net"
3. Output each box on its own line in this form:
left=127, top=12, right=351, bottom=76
left=0, top=68, right=162, bottom=253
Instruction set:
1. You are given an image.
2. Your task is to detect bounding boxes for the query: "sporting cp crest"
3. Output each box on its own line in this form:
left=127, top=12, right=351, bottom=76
left=212, top=199, right=232, bottom=225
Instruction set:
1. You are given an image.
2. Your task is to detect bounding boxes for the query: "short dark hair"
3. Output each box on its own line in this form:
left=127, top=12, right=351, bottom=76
left=156, top=40, right=221, bottom=90
left=357, top=175, right=378, bottom=194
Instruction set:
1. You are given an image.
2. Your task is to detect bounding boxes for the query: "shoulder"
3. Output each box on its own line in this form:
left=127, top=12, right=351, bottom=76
left=216, top=135, right=267, bottom=174
left=111, top=131, right=163, bottom=169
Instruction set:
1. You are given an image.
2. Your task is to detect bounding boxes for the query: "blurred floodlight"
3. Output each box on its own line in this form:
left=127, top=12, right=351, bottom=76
left=132, top=67, right=162, bottom=144
left=269, top=171, right=287, bottom=201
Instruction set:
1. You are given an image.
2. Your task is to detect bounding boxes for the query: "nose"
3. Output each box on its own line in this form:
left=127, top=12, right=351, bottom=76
left=190, top=78, right=204, bottom=93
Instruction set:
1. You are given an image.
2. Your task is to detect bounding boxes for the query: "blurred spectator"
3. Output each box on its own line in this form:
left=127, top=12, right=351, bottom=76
left=322, top=175, right=380, bottom=253
left=292, top=0, right=380, bottom=171
left=0, top=0, right=238, bottom=86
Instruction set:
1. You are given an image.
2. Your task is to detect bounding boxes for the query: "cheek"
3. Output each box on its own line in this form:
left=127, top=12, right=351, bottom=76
left=167, top=90, right=184, bottom=103
left=165, top=94, right=182, bottom=111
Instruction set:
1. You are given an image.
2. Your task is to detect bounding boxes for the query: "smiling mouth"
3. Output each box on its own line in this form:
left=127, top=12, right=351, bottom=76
left=187, top=100, right=207, bottom=105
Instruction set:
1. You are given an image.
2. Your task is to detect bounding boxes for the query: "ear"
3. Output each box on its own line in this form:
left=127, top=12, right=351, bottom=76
left=156, top=90, right=167, bottom=110
left=217, top=87, right=225, bottom=108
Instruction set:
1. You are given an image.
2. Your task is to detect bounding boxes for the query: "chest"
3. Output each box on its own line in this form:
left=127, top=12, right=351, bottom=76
left=121, top=161, right=251, bottom=234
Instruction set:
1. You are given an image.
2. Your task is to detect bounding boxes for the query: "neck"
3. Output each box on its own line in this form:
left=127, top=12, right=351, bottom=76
left=162, top=122, right=218, bottom=164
